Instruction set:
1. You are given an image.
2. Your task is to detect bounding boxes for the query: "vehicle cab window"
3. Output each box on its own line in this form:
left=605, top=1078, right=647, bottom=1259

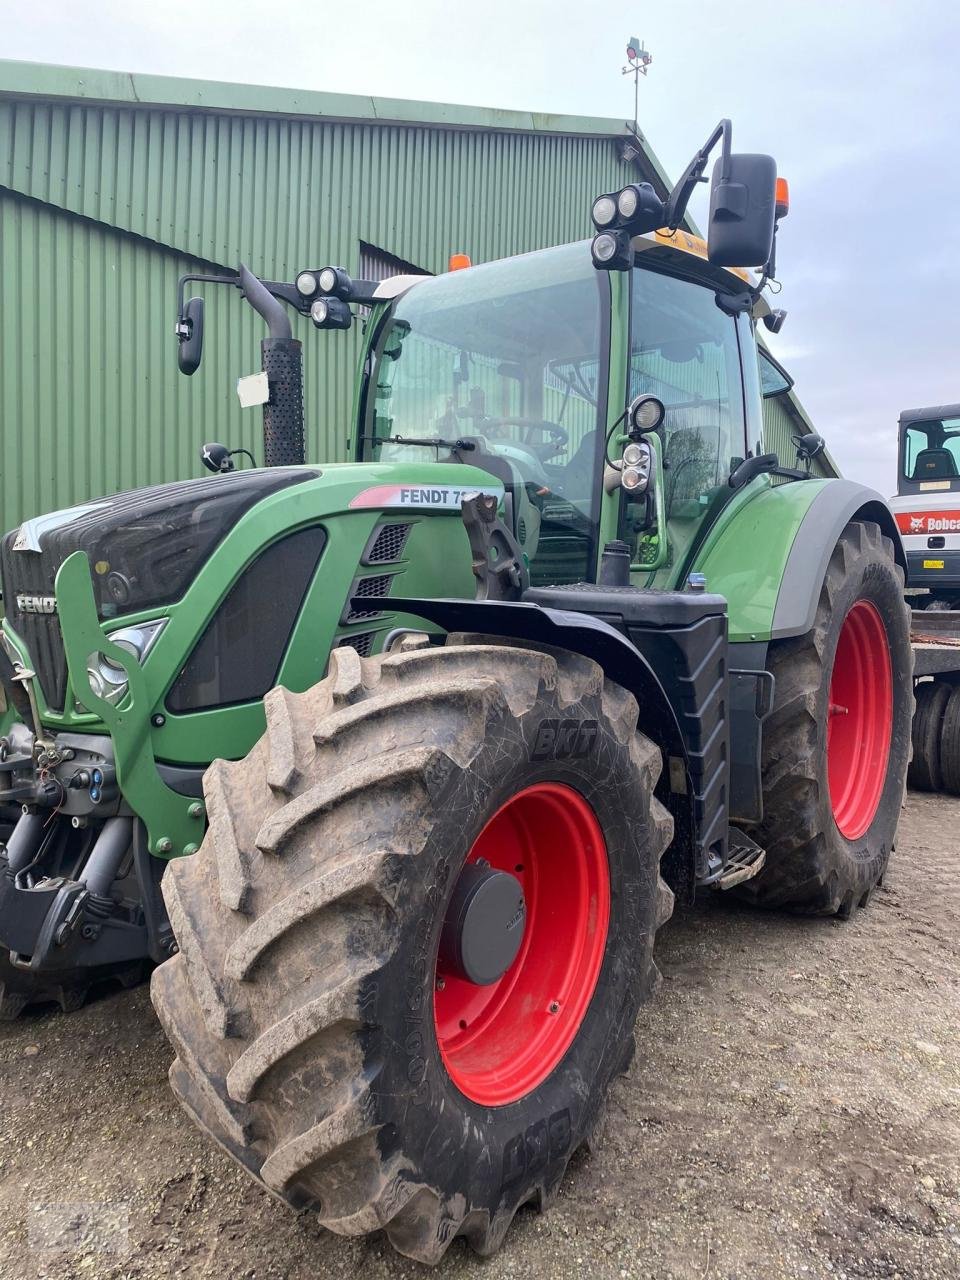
left=625, top=265, right=747, bottom=577
left=363, top=244, right=607, bottom=585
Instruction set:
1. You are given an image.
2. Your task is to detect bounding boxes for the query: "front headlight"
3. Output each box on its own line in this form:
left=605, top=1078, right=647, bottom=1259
left=83, top=619, right=166, bottom=708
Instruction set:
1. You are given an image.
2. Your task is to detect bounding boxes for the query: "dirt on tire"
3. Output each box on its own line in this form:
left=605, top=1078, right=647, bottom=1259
left=740, top=520, right=913, bottom=915
left=150, top=638, right=673, bottom=1263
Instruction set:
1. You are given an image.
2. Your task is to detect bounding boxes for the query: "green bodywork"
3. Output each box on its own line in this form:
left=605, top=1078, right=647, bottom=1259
left=3, top=237, right=849, bottom=863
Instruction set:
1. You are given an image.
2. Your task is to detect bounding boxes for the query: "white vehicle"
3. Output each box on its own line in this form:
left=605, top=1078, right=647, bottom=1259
left=889, top=403, right=960, bottom=607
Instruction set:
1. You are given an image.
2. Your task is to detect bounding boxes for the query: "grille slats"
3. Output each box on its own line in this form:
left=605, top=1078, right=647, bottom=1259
left=364, top=523, right=412, bottom=564
left=344, top=573, right=394, bottom=623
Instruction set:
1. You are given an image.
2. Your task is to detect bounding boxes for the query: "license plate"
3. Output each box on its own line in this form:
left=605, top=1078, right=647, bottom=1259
left=923, top=559, right=945, bottom=569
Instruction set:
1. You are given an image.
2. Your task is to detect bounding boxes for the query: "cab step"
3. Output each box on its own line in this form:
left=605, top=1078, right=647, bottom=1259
left=715, top=827, right=766, bottom=890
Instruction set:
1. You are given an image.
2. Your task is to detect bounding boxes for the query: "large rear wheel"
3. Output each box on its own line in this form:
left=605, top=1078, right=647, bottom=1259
left=151, top=638, right=673, bottom=1263
left=740, top=521, right=912, bottom=915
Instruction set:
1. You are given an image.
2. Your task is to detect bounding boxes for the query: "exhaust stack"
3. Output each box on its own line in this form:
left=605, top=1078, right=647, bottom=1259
left=238, top=265, right=305, bottom=467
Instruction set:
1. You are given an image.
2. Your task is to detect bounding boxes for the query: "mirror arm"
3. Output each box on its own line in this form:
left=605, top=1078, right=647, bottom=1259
left=663, top=118, right=731, bottom=230
left=175, top=270, right=238, bottom=325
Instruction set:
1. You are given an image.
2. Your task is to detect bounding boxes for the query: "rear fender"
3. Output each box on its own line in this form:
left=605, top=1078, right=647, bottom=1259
left=693, top=478, right=905, bottom=642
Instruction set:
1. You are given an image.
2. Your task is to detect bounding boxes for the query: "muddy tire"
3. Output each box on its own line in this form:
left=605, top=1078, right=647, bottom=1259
left=150, top=638, right=673, bottom=1263
left=739, top=520, right=912, bottom=916
left=938, top=686, right=960, bottom=795
left=908, top=681, right=951, bottom=792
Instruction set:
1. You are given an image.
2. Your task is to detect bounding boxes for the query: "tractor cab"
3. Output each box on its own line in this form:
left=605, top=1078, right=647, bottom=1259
left=890, top=403, right=960, bottom=599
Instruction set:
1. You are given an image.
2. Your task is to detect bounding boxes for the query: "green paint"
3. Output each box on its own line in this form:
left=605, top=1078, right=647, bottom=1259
left=693, top=476, right=830, bottom=641
left=55, top=551, right=201, bottom=859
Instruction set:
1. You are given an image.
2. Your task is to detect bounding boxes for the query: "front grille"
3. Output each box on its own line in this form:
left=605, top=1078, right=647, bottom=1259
left=365, top=522, right=412, bottom=564
left=343, top=574, right=393, bottom=624
left=1, top=553, right=69, bottom=710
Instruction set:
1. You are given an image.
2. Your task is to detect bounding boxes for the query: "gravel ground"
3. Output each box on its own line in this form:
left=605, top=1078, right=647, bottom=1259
left=1, top=790, right=957, bottom=1280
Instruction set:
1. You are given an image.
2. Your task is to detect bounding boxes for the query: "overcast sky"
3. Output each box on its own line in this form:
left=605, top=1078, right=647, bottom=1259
left=2, top=0, right=957, bottom=493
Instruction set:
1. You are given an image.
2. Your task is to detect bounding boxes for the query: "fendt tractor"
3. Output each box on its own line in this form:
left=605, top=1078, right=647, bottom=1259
left=0, top=121, right=913, bottom=1263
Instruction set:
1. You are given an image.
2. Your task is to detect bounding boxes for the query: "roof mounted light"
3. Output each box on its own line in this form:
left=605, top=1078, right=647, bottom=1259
left=316, top=266, right=353, bottom=299
left=591, top=229, right=632, bottom=272
left=310, top=296, right=352, bottom=330
left=591, top=193, right=618, bottom=229
left=295, top=270, right=318, bottom=296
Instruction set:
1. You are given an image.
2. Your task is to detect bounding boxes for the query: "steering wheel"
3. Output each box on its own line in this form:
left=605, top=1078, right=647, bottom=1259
left=479, top=416, right=569, bottom=459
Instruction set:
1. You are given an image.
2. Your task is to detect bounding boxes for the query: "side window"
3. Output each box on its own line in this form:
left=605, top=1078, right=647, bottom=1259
left=629, top=270, right=745, bottom=516
left=758, top=347, right=793, bottom=398
left=166, top=526, right=326, bottom=713
left=738, top=315, right=764, bottom=457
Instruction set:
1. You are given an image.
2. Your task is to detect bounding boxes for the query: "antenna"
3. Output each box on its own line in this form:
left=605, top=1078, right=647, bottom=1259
left=622, top=37, right=653, bottom=133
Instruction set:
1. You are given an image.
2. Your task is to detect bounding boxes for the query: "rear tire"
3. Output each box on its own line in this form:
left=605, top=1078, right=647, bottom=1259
left=908, top=681, right=951, bottom=792
left=938, top=685, right=960, bottom=795
left=740, top=521, right=912, bottom=915
left=151, top=638, right=673, bottom=1263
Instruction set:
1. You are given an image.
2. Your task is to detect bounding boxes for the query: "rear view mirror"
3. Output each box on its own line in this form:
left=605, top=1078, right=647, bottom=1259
left=707, top=153, right=777, bottom=268
left=177, top=296, right=205, bottom=376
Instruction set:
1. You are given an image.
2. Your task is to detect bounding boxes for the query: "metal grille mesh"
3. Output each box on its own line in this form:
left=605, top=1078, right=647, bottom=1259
left=366, top=523, right=412, bottom=564
left=336, top=632, right=376, bottom=657
left=345, top=574, right=393, bottom=623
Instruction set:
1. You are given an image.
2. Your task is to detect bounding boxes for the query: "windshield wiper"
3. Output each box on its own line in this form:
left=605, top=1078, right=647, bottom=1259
left=359, top=434, right=477, bottom=452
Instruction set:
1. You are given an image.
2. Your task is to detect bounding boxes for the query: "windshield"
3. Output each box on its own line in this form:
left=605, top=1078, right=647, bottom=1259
left=902, top=417, right=960, bottom=484
left=362, top=243, right=606, bottom=585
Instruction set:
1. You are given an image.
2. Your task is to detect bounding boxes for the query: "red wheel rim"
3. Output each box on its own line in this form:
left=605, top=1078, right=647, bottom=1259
left=433, top=782, right=610, bottom=1106
left=827, top=599, right=893, bottom=840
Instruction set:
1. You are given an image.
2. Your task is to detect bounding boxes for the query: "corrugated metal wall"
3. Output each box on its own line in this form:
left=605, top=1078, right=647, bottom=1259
left=0, top=94, right=644, bottom=528
left=762, top=393, right=833, bottom=480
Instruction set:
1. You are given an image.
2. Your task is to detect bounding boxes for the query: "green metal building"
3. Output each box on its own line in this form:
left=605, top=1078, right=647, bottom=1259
left=0, top=59, right=831, bottom=532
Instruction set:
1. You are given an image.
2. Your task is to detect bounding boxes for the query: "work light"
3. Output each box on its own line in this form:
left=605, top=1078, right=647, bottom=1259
left=317, top=266, right=353, bottom=299
left=628, top=394, right=665, bottom=434
left=591, top=194, right=618, bottom=229
left=295, top=271, right=318, bottom=296
left=310, top=296, right=352, bottom=330
left=591, top=230, right=632, bottom=271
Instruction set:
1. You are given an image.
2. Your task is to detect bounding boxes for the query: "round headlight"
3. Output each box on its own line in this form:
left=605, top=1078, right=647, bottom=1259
left=317, top=267, right=338, bottom=294
left=592, top=232, right=619, bottom=264
left=311, top=299, right=329, bottom=325
left=591, top=195, right=617, bottom=228
left=617, top=186, right=639, bottom=220
left=623, top=442, right=645, bottom=467
left=630, top=395, right=665, bottom=432
left=295, top=271, right=318, bottom=296
left=621, top=466, right=644, bottom=491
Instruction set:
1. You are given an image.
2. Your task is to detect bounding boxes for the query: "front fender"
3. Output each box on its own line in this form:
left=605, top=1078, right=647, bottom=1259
left=693, top=478, right=905, bottom=642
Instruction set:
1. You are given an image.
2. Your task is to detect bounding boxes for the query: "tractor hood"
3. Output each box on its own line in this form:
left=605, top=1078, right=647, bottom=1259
left=1, top=468, right=315, bottom=710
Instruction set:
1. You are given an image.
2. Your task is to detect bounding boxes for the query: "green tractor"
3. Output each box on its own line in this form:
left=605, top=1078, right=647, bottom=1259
left=0, top=121, right=912, bottom=1262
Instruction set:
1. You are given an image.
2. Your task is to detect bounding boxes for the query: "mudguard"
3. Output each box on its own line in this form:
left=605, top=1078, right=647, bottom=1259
left=693, top=477, right=905, bottom=643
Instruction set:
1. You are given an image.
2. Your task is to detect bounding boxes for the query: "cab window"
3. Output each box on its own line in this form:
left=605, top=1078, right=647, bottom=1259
left=626, top=267, right=746, bottom=577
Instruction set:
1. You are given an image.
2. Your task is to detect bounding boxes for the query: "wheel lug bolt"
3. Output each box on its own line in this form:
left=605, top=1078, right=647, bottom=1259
left=435, top=977, right=445, bottom=991
left=548, top=1000, right=560, bottom=1014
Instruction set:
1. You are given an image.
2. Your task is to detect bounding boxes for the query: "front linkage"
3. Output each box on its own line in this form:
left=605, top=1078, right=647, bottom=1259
left=0, top=555, right=190, bottom=1011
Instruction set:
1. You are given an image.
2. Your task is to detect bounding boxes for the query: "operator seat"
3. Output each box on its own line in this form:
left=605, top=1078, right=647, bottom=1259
left=913, top=448, right=958, bottom=480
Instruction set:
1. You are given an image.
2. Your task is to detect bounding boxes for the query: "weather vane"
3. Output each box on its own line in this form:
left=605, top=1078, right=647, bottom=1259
left=622, top=37, right=653, bottom=132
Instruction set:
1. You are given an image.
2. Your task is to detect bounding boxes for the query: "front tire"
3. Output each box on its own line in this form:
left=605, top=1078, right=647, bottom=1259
left=741, top=520, right=912, bottom=915
left=151, top=638, right=673, bottom=1263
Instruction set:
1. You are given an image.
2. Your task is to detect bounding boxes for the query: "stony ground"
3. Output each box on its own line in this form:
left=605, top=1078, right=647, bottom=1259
left=0, top=791, right=957, bottom=1280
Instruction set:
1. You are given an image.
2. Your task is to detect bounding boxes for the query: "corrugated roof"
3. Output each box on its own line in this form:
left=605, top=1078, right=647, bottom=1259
left=0, top=58, right=659, bottom=144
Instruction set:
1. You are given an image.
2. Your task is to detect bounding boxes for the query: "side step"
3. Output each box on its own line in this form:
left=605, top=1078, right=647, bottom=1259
left=715, top=826, right=766, bottom=890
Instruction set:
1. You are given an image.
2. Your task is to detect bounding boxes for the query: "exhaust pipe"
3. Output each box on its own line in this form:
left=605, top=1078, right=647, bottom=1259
left=238, top=264, right=305, bottom=467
